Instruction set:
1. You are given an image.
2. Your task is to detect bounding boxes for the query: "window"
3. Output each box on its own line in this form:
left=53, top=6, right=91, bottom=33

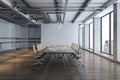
left=111, top=12, right=113, bottom=55
left=90, top=23, right=93, bottom=49
left=79, top=27, right=83, bottom=47
left=101, top=12, right=113, bottom=55
left=79, top=25, right=84, bottom=47
left=102, top=14, right=109, bottom=53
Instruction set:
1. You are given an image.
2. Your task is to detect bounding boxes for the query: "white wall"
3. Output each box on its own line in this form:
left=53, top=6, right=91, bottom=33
left=113, top=3, right=120, bottom=61
left=41, top=22, right=78, bottom=46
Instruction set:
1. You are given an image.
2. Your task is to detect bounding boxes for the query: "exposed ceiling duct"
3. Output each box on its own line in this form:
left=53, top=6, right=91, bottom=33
left=0, top=0, right=117, bottom=24
left=0, top=0, right=40, bottom=27
left=20, top=0, right=51, bottom=23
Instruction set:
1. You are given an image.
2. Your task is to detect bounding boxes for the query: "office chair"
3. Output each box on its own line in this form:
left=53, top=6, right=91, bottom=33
left=32, top=45, right=44, bottom=65
left=36, top=43, right=48, bottom=63
left=72, top=44, right=82, bottom=68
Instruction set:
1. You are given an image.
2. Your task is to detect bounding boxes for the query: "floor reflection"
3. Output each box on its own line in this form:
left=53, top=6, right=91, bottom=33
left=0, top=50, right=120, bottom=80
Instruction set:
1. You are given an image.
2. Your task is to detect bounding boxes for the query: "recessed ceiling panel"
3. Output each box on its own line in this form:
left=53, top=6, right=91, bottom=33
left=68, top=0, right=85, bottom=3
left=26, top=0, right=54, bottom=7
left=90, top=0, right=108, bottom=3
left=65, top=12, right=77, bottom=22
left=67, top=0, right=84, bottom=7
left=76, top=12, right=94, bottom=22
left=88, top=0, right=108, bottom=7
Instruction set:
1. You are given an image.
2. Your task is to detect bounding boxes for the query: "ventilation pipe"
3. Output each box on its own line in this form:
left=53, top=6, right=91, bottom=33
left=0, top=0, right=40, bottom=26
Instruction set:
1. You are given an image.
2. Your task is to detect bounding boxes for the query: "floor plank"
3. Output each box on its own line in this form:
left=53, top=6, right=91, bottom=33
left=0, top=50, right=120, bottom=80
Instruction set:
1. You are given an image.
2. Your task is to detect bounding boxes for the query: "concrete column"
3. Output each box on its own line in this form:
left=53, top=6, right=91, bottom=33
left=113, top=3, right=120, bottom=61
left=93, top=17, right=101, bottom=53
left=85, top=24, right=89, bottom=50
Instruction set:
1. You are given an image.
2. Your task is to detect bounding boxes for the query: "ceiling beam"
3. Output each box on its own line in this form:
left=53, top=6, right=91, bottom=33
left=0, top=13, right=18, bottom=23
left=71, top=0, right=92, bottom=23
left=0, top=12, right=28, bottom=25
left=31, top=6, right=105, bottom=9
left=0, top=0, right=39, bottom=26
left=20, top=0, right=51, bottom=23
left=54, top=0, right=59, bottom=22
left=24, top=9, right=102, bottom=12
left=82, top=0, right=117, bottom=23
left=63, top=0, right=68, bottom=23
left=21, top=0, right=31, bottom=8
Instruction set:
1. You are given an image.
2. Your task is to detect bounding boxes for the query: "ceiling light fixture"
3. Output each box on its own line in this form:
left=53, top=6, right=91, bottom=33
left=57, top=21, right=62, bottom=30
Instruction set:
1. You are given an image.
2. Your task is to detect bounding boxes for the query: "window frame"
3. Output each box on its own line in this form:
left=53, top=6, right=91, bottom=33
left=101, top=11, right=113, bottom=55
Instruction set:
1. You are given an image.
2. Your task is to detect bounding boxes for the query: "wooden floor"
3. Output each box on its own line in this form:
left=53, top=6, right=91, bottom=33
left=0, top=50, right=120, bottom=80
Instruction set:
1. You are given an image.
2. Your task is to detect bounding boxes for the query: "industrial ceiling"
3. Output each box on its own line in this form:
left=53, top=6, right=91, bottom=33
left=0, top=0, right=118, bottom=26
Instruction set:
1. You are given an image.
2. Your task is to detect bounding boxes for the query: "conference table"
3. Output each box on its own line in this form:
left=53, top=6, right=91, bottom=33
left=43, top=45, right=76, bottom=59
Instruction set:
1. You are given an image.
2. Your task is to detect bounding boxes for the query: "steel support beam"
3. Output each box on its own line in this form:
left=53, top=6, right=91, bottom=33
left=54, top=0, right=60, bottom=22
left=31, top=6, right=105, bottom=9
left=20, top=0, right=51, bottom=23
left=63, top=0, right=68, bottom=23
left=71, top=0, right=91, bottom=23
left=24, top=9, right=102, bottom=12
left=21, top=0, right=31, bottom=8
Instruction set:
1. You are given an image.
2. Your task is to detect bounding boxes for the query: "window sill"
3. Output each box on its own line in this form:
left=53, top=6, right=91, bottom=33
left=99, top=52, right=113, bottom=59
left=85, top=49, right=114, bottom=60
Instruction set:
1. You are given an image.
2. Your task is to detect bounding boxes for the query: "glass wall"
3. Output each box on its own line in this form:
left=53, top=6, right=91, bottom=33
left=0, top=19, right=41, bottom=62
left=28, top=26, right=41, bottom=48
left=90, top=23, right=93, bottom=49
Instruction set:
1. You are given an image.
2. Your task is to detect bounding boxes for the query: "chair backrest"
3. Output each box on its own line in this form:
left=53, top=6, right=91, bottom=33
left=33, top=45, right=37, bottom=53
left=37, top=44, right=42, bottom=51
left=36, top=43, right=47, bottom=52
left=75, top=44, right=80, bottom=53
left=71, top=43, right=74, bottom=49
left=41, top=43, right=46, bottom=49
left=71, top=43, right=80, bottom=53
left=71, top=43, right=75, bottom=49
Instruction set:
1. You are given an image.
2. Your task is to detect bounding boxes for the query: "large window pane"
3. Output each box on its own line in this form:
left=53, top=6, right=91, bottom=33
left=102, top=14, right=109, bottom=53
left=111, top=12, right=113, bottom=55
left=90, top=23, right=93, bottom=49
